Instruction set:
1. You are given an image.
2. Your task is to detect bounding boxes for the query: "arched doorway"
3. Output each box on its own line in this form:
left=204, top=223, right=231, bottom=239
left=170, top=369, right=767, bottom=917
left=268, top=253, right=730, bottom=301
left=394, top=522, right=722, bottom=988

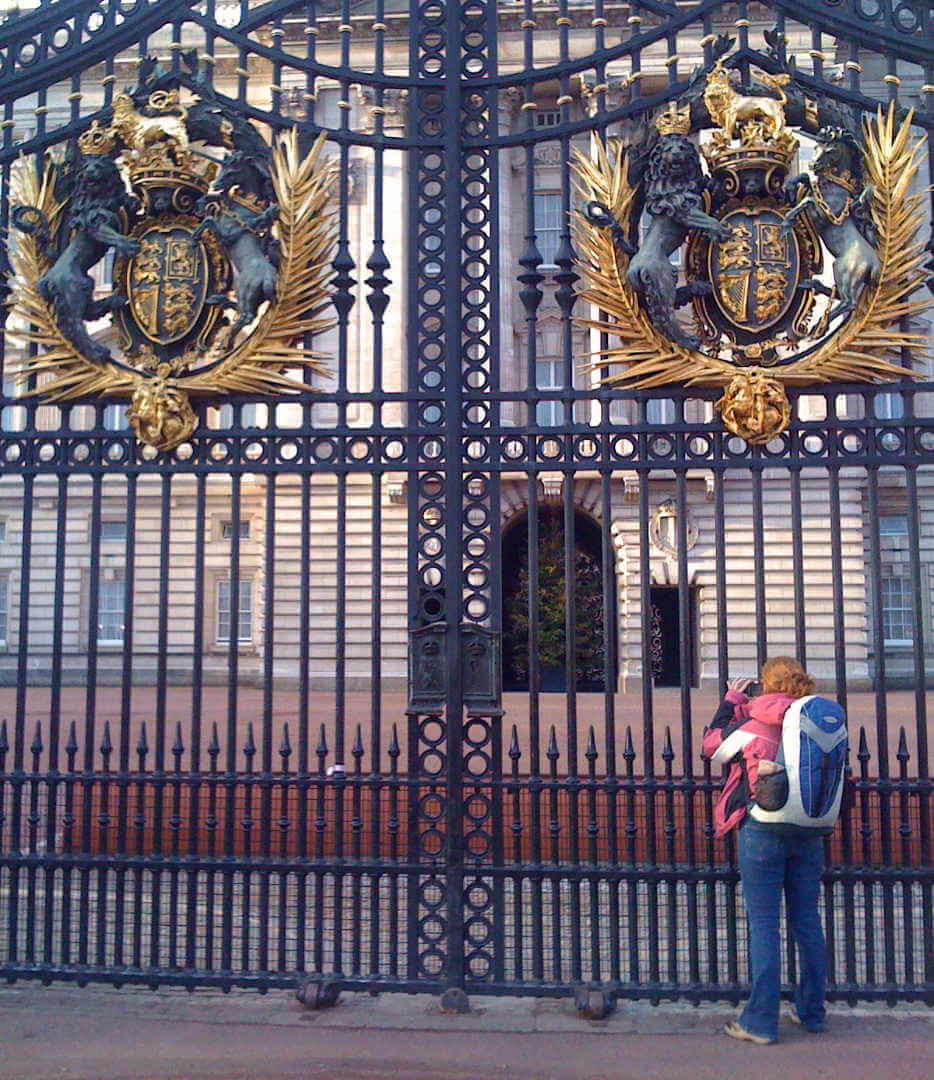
left=502, top=505, right=616, bottom=692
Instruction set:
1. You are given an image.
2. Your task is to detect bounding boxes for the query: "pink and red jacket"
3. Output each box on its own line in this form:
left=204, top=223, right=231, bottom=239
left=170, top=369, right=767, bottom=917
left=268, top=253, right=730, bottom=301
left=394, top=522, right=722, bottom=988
left=702, top=689, right=794, bottom=837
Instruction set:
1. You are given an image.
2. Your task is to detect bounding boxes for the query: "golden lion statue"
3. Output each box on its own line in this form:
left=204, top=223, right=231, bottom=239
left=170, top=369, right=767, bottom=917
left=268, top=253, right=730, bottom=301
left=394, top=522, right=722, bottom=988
left=703, top=62, right=790, bottom=140
left=110, top=91, right=190, bottom=165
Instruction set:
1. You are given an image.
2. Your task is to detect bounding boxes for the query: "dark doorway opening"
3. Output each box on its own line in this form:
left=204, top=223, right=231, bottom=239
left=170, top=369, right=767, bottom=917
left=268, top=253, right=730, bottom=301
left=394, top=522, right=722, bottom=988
left=649, top=585, right=698, bottom=687
left=502, top=505, right=617, bottom=693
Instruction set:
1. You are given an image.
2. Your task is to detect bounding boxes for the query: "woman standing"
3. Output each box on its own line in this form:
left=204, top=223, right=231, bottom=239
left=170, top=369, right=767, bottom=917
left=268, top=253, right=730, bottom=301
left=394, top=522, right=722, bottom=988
left=702, top=656, right=829, bottom=1045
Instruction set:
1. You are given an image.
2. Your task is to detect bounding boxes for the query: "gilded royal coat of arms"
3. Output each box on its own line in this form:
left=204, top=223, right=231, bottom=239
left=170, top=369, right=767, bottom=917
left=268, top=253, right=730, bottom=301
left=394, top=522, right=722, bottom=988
left=574, top=58, right=932, bottom=443
left=8, top=57, right=337, bottom=451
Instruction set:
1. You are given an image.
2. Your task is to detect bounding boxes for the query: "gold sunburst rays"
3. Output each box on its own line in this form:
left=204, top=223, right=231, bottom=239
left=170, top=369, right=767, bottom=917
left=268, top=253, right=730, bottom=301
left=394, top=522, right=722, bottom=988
left=571, top=106, right=932, bottom=419
left=6, top=128, right=339, bottom=449
left=181, top=130, right=338, bottom=395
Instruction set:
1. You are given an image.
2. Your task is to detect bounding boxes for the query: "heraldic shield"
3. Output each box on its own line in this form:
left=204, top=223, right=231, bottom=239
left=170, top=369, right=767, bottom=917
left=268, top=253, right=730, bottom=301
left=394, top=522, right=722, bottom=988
left=120, top=223, right=217, bottom=347
left=705, top=207, right=803, bottom=334
left=573, top=55, right=932, bottom=445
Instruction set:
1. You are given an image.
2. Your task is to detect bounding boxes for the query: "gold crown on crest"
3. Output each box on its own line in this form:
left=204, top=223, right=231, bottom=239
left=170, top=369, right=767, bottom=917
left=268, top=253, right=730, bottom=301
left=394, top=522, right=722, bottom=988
left=78, top=119, right=117, bottom=156
left=655, top=102, right=691, bottom=136
left=703, top=123, right=798, bottom=173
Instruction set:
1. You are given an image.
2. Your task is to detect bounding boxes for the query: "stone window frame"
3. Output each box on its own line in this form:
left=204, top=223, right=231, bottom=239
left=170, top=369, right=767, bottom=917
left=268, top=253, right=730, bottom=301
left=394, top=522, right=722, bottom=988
left=205, top=567, right=257, bottom=655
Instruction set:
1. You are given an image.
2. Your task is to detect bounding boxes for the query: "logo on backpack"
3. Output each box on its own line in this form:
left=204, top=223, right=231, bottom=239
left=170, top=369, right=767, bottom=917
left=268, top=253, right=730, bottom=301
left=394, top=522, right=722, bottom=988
left=750, top=696, right=848, bottom=832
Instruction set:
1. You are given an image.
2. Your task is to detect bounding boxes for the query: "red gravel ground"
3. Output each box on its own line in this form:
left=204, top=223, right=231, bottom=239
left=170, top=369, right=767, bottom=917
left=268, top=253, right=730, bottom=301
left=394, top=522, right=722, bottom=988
left=1, top=686, right=930, bottom=778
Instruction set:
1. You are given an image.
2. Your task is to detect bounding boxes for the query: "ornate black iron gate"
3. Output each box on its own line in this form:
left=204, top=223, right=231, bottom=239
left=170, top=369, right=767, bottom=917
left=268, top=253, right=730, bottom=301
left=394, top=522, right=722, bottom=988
left=0, top=0, right=932, bottom=1005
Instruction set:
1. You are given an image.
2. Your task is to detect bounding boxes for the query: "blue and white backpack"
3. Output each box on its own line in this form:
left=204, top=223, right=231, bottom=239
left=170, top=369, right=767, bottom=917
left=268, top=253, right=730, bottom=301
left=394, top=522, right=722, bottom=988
left=750, top=695, right=848, bottom=833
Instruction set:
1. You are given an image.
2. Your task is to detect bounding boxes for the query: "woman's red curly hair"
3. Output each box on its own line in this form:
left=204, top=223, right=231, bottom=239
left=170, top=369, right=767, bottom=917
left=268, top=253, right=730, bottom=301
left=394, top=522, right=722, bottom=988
left=761, top=656, right=816, bottom=698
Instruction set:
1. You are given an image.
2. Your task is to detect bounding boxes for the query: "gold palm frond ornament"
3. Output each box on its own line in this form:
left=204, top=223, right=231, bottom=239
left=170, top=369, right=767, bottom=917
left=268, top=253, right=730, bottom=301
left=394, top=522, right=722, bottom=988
left=573, top=99, right=931, bottom=444
left=8, top=88, right=338, bottom=453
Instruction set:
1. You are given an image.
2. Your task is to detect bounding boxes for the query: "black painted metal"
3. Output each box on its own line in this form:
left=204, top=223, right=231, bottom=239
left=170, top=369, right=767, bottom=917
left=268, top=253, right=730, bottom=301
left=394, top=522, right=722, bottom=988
left=0, top=0, right=932, bottom=1003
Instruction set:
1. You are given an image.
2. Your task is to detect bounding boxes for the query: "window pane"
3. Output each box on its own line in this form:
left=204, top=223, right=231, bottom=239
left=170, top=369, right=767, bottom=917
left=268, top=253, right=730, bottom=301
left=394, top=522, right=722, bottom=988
left=239, top=581, right=253, bottom=642
left=535, top=358, right=562, bottom=427
left=646, top=399, right=676, bottom=424
left=217, top=580, right=252, bottom=643
left=534, top=192, right=561, bottom=267
left=101, top=520, right=127, bottom=542
left=875, top=392, right=904, bottom=420
left=881, top=576, right=913, bottom=644
left=97, top=580, right=124, bottom=644
left=217, top=580, right=231, bottom=642
left=879, top=515, right=908, bottom=536
left=103, top=403, right=128, bottom=430
left=221, top=520, right=251, bottom=540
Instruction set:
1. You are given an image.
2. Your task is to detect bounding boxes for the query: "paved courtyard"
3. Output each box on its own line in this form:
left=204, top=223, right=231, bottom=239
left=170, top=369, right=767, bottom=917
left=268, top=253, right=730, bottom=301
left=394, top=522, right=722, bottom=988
left=0, top=984, right=931, bottom=1079
left=1, top=687, right=929, bottom=775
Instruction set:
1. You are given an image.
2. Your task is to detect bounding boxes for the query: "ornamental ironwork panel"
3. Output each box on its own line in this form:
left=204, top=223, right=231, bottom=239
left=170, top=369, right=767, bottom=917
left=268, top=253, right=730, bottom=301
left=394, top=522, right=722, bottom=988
left=0, top=0, right=932, bottom=1006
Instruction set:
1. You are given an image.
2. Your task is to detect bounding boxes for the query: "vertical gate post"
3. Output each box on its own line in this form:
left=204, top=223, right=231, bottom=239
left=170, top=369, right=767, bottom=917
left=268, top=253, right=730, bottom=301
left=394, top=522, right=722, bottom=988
left=441, top=0, right=467, bottom=999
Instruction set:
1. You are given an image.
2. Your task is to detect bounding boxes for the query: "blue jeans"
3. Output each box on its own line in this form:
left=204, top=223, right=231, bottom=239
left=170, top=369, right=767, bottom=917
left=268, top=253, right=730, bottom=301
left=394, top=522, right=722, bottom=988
left=737, top=819, right=826, bottom=1040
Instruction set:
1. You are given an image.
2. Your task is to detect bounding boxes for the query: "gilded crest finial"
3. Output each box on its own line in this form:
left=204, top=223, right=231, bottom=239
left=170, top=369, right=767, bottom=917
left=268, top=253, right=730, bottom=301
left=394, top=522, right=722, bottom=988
left=77, top=119, right=117, bottom=156
left=655, top=102, right=691, bottom=137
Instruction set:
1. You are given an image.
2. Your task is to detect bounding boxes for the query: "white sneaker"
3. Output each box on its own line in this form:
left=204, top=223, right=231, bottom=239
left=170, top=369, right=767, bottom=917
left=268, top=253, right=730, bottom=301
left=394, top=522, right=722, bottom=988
left=724, top=1020, right=775, bottom=1045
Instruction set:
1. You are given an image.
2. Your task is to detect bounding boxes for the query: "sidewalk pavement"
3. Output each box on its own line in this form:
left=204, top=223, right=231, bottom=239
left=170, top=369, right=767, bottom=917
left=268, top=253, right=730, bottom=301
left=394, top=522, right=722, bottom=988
left=0, top=984, right=931, bottom=1080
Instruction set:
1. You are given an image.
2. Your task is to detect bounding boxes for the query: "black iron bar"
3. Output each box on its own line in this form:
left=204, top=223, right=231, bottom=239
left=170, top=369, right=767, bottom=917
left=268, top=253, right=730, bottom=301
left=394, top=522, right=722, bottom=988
left=150, top=473, right=172, bottom=970
left=369, top=472, right=382, bottom=980
left=623, top=728, right=639, bottom=985
left=205, top=725, right=220, bottom=972
left=24, top=721, right=41, bottom=966
left=750, top=462, right=767, bottom=667
left=662, top=728, right=677, bottom=985
left=905, top=465, right=932, bottom=984
left=352, top=726, right=364, bottom=975
left=241, top=723, right=255, bottom=973
left=547, top=727, right=562, bottom=983
left=115, top=471, right=138, bottom=973
left=62, top=723, right=78, bottom=968
left=789, top=465, right=807, bottom=662
left=168, top=724, right=183, bottom=971
left=43, top=473, right=68, bottom=970
left=586, top=728, right=600, bottom=982
left=865, top=464, right=896, bottom=988
left=712, top=457, right=731, bottom=988
left=857, top=728, right=876, bottom=985
left=278, top=725, right=291, bottom=973
left=827, top=466, right=849, bottom=719
left=186, top=472, right=206, bottom=973
left=0, top=724, right=7, bottom=964
left=297, top=470, right=311, bottom=973
left=259, top=473, right=276, bottom=977
left=314, top=723, right=327, bottom=973
left=132, top=724, right=148, bottom=971
left=96, top=722, right=112, bottom=969
left=388, top=724, right=400, bottom=979
left=509, top=726, right=523, bottom=982
left=221, top=473, right=241, bottom=974
left=638, top=454, right=660, bottom=987
left=600, top=468, right=619, bottom=985
left=79, top=470, right=103, bottom=969
left=896, top=729, right=914, bottom=987
left=675, top=446, right=699, bottom=991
